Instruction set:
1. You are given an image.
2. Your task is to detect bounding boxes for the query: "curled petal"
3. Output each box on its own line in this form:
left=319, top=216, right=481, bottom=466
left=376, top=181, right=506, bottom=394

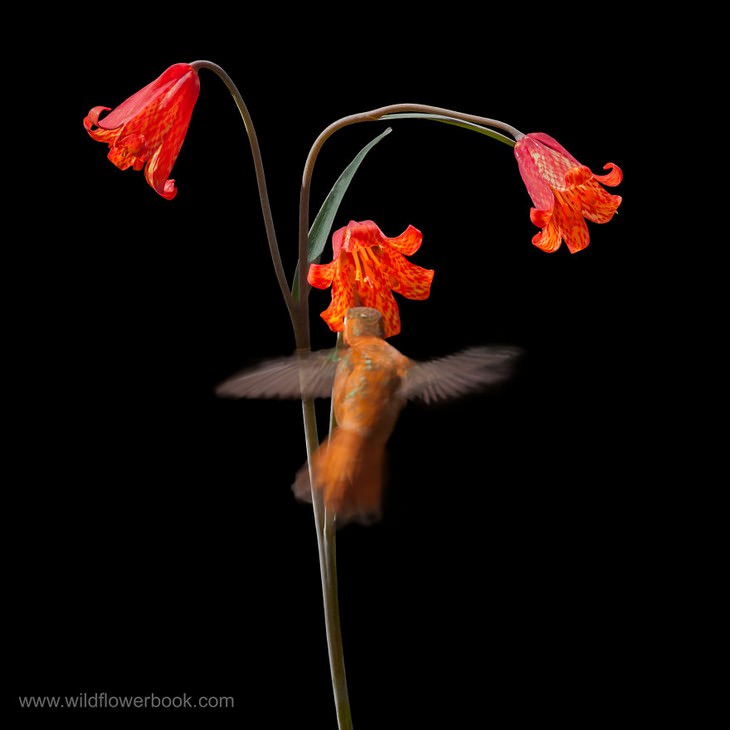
left=83, top=106, right=112, bottom=133
left=308, top=260, right=337, bottom=288
left=144, top=143, right=179, bottom=200
left=319, top=255, right=356, bottom=332
left=593, top=162, right=623, bottom=186
left=319, top=295, right=351, bottom=333
left=384, top=224, right=423, bottom=255
left=530, top=206, right=553, bottom=229
left=145, top=168, right=177, bottom=199
left=532, top=222, right=563, bottom=253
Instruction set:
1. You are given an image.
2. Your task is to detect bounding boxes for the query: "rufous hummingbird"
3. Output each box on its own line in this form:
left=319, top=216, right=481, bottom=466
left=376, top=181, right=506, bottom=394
left=217, top=307, right=521, bottom=526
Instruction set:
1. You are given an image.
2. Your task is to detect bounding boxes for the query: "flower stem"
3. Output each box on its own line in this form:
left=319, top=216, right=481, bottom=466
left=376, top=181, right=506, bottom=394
left=299, top=332, right=352, bottom=729
left=300, top=394, right=353, bottom=730
left=190, top=60, right=296, bottom=329
left=191, top=59, right=346, bottom=725
left=323, top=517, right=351, bottom=729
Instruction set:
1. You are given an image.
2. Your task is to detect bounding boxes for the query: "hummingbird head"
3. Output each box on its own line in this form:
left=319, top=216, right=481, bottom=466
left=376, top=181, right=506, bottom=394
left=344, top=307, right=384, bottom=343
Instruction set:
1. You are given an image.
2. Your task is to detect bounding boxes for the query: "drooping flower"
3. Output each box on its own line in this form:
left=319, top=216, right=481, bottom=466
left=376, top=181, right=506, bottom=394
left=514, top=132, right=622, bottom=253
left=84, top=63, right=200, bottom=200
left=308, top=220, right=434, bottom=337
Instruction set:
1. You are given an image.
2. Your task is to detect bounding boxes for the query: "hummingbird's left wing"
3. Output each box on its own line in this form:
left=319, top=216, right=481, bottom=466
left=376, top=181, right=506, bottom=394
left=215, top=349, right=339, bottom=399
left=401, top=345, right=522, bottom=405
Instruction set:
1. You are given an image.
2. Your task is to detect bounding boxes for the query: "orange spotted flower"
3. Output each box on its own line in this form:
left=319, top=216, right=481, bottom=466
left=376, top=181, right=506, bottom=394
left=514, top=132, right=622, bottom=253
left=308, top=220, right=434, bottom=337
left=84, top=63, right=200, bottom=200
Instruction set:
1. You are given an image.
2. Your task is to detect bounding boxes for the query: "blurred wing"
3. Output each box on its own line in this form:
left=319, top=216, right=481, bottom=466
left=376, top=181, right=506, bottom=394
left=216, top=349, right=339, bottom=399
left=402, top=346, right=522, bottom=404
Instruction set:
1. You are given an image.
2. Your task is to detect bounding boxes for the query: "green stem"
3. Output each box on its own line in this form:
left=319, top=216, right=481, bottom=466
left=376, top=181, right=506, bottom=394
left=323, top=518, right=350, bottom=729
left=190, top=60, right=296, bottom=329
left=381, top=112, right=518, bottom=145
left=300, top=395, right=353, bottom=730
left=324, top=332, right=350, bottom=728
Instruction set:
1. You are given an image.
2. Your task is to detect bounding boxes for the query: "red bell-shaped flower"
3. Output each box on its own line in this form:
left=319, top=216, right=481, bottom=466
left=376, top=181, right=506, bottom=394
left=84, top=63, right=200, bottom=200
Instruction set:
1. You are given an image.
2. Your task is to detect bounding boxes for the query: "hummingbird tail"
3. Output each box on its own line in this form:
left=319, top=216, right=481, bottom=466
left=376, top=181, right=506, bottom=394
left=292, top=426, right=385, bottom=527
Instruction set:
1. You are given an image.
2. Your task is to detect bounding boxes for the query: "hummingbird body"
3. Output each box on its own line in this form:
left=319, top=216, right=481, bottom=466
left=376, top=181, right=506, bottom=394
left=217, top=307, right=521, bottom=526
left=293, top=331, right=411, bottom=524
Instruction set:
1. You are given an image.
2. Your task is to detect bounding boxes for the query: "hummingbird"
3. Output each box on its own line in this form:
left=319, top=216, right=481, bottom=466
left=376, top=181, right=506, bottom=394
left=216, top=307, right=521, bottom=526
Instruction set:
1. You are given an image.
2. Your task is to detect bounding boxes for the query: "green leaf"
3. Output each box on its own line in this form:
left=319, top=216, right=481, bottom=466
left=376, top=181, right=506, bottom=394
left=292, top=126, right=392, bottom=302
left=308, top=126, right=392, bottom=262
left=382, top=112, right=516, bottom=147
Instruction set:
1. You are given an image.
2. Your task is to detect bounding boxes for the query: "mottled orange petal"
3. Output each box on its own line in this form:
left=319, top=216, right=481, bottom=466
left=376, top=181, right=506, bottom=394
left=555, top=195, right=590, bottom=253
left=144, top=152, right=178, bottom=199
left=532, top=220, right=562, bottom=253
left=319, top=255, right=356, bottom=332
left=385, top=250, right=434, bottom=300
left=383, top=224, right=423, bottom=255
left=578, top=182, right=622, bottom=224
left=84, top=64, right=199, bottom=199
left=594, top=163, right=622, bottom=186
left=83, top=106, right=116, bottom=142
left=106, top=132, right=148, bottom=171
left=565, top=166, right=593, bottom=188
left=530, top=206, right=553, bottom=229
left=343, top=220, right=384, bottom=250
left=308, top=260, right=337, bottom=288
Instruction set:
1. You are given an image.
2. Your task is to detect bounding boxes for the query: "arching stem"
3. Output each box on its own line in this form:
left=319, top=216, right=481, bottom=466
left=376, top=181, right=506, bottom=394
left=191, top=60, right=296, bottom=329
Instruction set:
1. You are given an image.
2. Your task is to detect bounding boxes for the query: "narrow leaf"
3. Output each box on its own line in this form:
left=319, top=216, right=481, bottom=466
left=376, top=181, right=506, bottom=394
left=292, top=126, right=392, bottom=302
left=308, top=126, right=392, bottom=263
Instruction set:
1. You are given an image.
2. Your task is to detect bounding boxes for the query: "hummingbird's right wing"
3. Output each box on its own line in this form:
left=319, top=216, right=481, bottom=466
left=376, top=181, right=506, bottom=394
left=215, top=349, right=339, bottom=400
left=401, top=345, right=523, bottom=405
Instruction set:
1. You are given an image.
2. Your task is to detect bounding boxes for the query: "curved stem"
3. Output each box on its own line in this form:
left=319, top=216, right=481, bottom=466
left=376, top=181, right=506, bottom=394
left=382, top=112, right=517, bottom=145
left=191, top=60, right=296, bottom=328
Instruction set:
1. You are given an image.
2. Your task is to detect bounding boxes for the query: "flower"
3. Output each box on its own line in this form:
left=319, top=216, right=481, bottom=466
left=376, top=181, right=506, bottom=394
left=514, top=132, right=622, bottom=253
left=308, top=220, right=434, bottom=337
left=84, top=63, right=200, bottom=200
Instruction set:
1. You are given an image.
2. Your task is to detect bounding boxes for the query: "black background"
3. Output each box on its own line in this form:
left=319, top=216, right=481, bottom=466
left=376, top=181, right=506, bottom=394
left=9, top=9, right=673, bottom=729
